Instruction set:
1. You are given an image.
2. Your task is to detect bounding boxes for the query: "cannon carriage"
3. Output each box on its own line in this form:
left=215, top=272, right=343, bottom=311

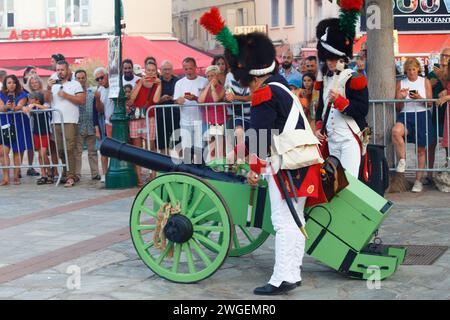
left=101, top=138, right=406, bottom=284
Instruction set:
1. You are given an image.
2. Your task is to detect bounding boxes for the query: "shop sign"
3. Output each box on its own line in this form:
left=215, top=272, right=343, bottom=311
left=9, top=27, right=73, bottom=41
left=361, top=0, right=450, bottom=32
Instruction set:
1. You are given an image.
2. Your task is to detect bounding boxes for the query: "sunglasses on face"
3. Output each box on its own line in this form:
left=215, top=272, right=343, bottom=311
left=95, top=76, right=105, bottom=82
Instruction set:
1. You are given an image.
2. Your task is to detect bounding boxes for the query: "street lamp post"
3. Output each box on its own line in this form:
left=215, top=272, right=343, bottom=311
left=106, top=0, right=137, bottom=189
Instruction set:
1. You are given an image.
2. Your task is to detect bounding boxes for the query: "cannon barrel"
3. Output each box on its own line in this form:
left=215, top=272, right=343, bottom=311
left=100, top=138, right=246, bottom=184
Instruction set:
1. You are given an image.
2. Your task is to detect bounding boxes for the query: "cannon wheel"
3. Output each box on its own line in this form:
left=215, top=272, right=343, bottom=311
left=130, top=173, right=233, bottom=284
left=201, top=224, right=270, bottom=257
left=229, top=226, right=270, bottom=257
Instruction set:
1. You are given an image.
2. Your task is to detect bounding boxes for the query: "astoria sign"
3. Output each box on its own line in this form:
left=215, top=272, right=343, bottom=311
left=8, top=27, right=73, bottom=41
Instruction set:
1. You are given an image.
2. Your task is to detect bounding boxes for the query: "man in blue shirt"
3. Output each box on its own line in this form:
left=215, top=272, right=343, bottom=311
left=279, top=50, right=303, bottom=84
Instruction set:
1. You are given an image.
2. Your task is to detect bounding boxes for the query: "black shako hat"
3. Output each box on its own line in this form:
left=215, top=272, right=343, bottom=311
left=316, top=18, right=354, bottom=62
left=225, top=32, right=277, bottom=87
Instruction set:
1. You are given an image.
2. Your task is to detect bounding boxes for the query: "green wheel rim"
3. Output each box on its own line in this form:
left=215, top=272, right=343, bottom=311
left=130, top=173, right=232, bottom=284
left=229, top=226, right=270, bottom=257
left=201, top=224, right=269, bottom=257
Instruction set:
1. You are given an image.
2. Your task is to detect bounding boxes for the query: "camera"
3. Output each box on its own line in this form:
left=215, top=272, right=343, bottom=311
left=55, top=79, right=62, bottom=85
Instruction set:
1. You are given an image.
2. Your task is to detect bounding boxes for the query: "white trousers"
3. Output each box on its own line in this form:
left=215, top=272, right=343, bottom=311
left=328, top=135, right=361, bottom=178
left=267, top=174, right=306, bottom=287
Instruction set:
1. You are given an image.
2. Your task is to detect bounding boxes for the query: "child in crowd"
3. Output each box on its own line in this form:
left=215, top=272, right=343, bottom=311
left=24, top=91, right=52, bottom=185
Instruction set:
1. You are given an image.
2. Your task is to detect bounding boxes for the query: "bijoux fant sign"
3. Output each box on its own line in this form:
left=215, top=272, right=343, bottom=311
left=8, top=28, right=73, bottom=41
left=361, top=0, right=450, bottom=32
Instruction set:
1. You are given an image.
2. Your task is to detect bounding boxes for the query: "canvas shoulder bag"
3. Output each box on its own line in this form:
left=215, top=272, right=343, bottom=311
left=269, top=82, right=324, bottom=171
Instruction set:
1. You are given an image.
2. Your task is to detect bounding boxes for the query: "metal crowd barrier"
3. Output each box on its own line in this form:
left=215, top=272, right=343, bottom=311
left=368, top=99, right=449, bottom=173
left=145, top=102, right=251, bottom=163
left=143, top=100, right=450, bottom=173
left=0, top=109, right=69, bottom=185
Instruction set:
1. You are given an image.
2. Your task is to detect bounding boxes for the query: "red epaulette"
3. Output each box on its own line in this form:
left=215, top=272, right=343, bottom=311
left=314, top=81, right=323, bottom=91
left=252, top=85, right=273, bottom=107
left=349, top=73, right=367, bottom=91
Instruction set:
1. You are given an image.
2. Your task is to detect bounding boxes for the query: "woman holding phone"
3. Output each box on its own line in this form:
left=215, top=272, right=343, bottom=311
left=392, top=58, right=433, bottom=193
left=129, top=62, right=162, bottom=186
left=0, top=75, right=31, bottom=186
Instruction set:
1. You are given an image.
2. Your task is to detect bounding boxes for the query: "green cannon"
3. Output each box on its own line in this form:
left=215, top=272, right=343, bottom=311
left=101, top=138, right=405, bottom=284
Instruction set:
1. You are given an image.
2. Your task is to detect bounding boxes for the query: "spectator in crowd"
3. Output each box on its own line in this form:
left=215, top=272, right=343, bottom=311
left=199, top=65, right=226, bottom=160
left=224, top=63, right=252, bottom=145
left=354, top=43, right=368, bottom=76
left=305, top=56, right=318, bottom=77
left=279, top=50, right=302, bottom=83
left=134, top=64, right=143, bottom=77
left=22, top=66, right=40, bottom=176
left=299, top=58, right=307, bottom=75
left=48, top=60, right=86, bottom=188
left=212, top=55, right=229, bottom=86
left=427, top=47, right=450, bottom=173
left=122, top=59, right=141, bottom=88
left=49, top=54, right=73, bottom=82
left=156, top=60, right=180, bottom=155
left=75, top=70, right=100, bottom=182
left=128, top=62, right=162, bottom=185
left=23, top=66, right=37, bottom=88
left=25, top=75, right=53, bottom=182
left=145, top=56, right=157, bottom=66
left=299, top=72, right=318, bottom=128
left=288, top=78, right=302, bottom=92
left=23, top=91, right=52, bottom=185
left=174, top=57, right=208, bottom=161
left=0, top=75, right=31, bottom=186
left=0, top=70, right=7, bottom=90
left=94, top=67, right=114, bottom=184
left=392, top=57, right=433, bottom=193
left=436, top=62, right=450, bottom=166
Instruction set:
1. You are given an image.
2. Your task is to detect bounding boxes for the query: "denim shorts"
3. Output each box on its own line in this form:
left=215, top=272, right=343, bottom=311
left=397, top=111, right=436, bottom=147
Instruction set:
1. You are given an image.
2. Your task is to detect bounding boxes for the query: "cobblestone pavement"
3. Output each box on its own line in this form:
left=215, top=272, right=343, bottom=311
left=0, top=161, right=449, bottom=300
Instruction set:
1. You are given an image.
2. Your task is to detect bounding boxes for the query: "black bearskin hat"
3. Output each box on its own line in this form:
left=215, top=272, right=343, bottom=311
left=224, top=32, right=276, bottom=87
left=316, top=18, right=354, bottom=62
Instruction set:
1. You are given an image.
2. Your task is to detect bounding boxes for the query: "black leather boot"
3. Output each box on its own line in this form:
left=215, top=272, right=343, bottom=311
left=254, top=282, right=298, bottom=296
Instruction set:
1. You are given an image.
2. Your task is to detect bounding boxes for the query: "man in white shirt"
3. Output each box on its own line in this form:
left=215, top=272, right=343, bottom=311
left=122, top=59, right=141, bottom=88
left=94, top=67, right=115, bottom=183
left=48, top=60, right=86, bottom=188
left=174, top=57, right=208, bottom=160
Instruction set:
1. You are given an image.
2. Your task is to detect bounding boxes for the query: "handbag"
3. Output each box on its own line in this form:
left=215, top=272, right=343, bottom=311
left=321, top=156, right=350, bottom=202
left=1, top=114, right=16, bottom=145
left=269, top=82, right=324, bottom=171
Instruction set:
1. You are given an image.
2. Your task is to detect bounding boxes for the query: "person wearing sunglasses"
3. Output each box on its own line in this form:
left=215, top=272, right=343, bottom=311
left=94, top=67, right=114, bottom=184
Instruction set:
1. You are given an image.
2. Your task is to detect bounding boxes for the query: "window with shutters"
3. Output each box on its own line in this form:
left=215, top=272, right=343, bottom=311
left=285, top=0, right=294, bottom=26
left=47, top=0, right=58, bottom=27
left=237, top=8, right=244, bottom=26
left=0, top=0, right=14, bottom=29
left=65, top=0, right=89, bottom=25
left=271, top=0, right=279, bottom=27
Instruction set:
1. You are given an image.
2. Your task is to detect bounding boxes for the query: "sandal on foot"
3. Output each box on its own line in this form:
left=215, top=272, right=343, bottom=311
left=0, top=181, right=10, bottom=187
left=64, top=178, right=75, bottom=188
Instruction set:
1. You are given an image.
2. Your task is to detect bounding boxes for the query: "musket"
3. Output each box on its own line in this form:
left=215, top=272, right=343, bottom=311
left=275, top=170, right=309, bottom=240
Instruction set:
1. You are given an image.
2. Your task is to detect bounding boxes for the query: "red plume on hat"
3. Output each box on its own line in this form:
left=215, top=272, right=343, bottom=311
left=340, top=0, right=364, bottom=11
left=200, top=7, right=239, bottom=56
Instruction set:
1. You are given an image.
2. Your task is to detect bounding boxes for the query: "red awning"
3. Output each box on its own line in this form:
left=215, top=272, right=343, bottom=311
left=354, top=34, right=450, bottom=56
left=0, top=36, right=213, bottom=75
left=122, top=37, right=213, bottom=74
left=0, top=39, right=106, bottom=68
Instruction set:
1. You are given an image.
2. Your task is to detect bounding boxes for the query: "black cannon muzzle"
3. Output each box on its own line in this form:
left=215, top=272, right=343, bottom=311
left=100, top=138, right=246, bottom=184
